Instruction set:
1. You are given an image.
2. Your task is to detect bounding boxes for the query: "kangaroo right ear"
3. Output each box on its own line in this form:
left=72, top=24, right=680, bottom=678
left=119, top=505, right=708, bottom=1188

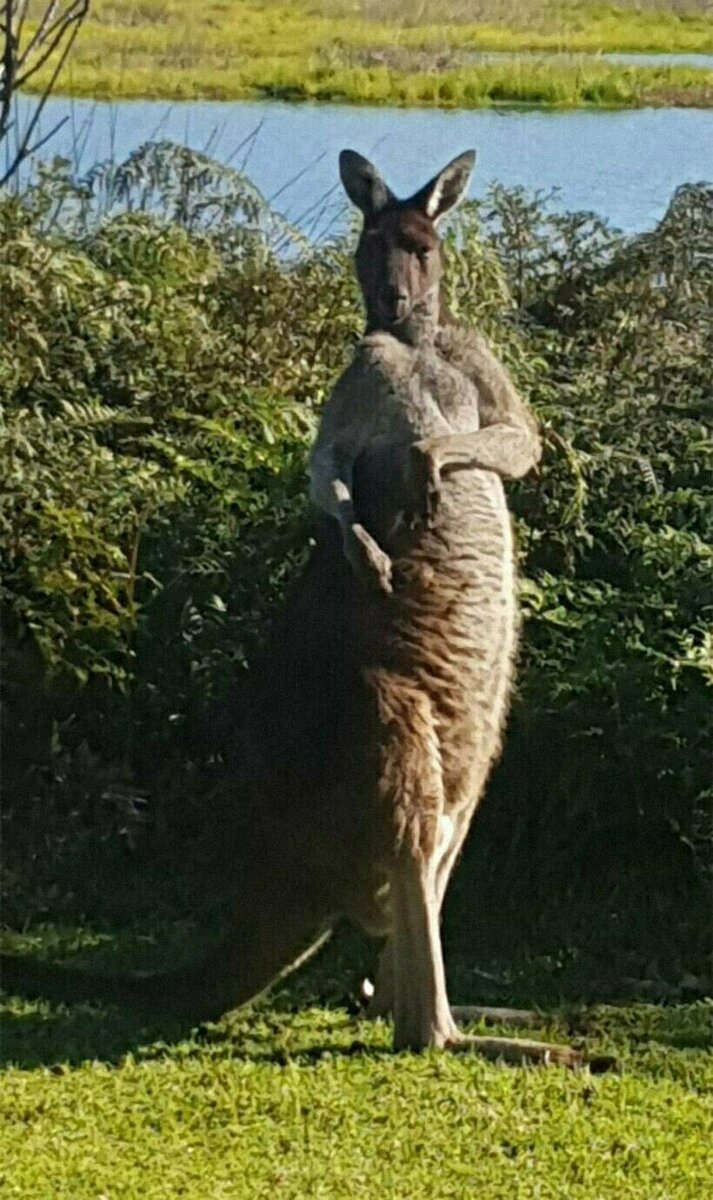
left=411, top=150, right=476, bottom=222
left=339, top=150, right=395, bottom=217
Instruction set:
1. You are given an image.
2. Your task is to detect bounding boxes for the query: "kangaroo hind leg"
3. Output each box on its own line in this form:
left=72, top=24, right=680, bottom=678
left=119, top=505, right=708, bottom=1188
left=390, top=845, right=461, bottom=1051
left=366, top=810, right=453, bottom=1024
left=372, top=677, right=459, bottom=1051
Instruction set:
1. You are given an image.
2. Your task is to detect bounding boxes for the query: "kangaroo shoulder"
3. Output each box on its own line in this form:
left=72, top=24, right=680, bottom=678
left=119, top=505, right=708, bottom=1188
left=436, top=318, right=491, bottom=367
left=319, top=343, right=390, bottom=438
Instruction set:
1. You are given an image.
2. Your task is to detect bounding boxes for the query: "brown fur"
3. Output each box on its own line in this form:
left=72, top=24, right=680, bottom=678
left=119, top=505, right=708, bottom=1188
left=0, top=153, right=589, bottom=1069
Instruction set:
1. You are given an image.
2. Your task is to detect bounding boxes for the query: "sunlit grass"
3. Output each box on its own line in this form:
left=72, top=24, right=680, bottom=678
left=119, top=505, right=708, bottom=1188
left=320, top=1, right=711, bottom=31
left=16, top=1, right=713, bottom=107
left=2, top=907, right=712, bottom=1196
left=2, top=955, right=712, bottom=1200
left=318, top=1, right=713, bottom=52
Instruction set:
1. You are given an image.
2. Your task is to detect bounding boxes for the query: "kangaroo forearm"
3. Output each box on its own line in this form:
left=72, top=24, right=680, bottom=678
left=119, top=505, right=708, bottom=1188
left=309, top=452, right=356, bottom=530
left=470, top=424, right=540, bottom=477
left=430, top=426, right=539, bottom=481
left=436, top=323, right=541, bottom=467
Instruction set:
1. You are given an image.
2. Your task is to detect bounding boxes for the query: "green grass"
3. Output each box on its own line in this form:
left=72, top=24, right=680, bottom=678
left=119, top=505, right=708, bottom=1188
left=2, top=874, right=712, bottom=1199
left=19, top=0, right=713, bottom=107
left=3, top=789, right=711, bottom=1198
left=320, top=1, right=711, bottom=34
left=2, top=979, right=712, bottom=1197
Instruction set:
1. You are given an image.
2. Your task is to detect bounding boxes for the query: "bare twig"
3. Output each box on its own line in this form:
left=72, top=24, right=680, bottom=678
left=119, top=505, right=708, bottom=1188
left=0, top=2, right=18, bottom=148
left=14, top=0, right=30, bottom=48
left=0, top=1, right=90, bottom=188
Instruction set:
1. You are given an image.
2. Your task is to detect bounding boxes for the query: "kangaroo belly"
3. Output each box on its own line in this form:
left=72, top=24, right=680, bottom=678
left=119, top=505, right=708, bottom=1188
left=360, top=466, right=517, bottom=810
left=397, top=473, right=516, bottom=704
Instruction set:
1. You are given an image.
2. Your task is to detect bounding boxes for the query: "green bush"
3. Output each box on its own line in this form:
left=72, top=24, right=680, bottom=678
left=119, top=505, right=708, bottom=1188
left=456, top=184, right=712, bottom=907
left=1, top=147, right=710, bottom=940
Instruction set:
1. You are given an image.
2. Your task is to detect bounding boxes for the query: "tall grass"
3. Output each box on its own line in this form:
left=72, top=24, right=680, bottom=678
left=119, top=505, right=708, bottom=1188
left=15, top=1, right=713, bottom=106
left=322, top=1, right=711, bottom=24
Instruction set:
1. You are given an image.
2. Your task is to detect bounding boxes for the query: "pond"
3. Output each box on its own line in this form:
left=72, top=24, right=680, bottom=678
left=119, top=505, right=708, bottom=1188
left=8, top=96, right=713, bottom=235
left=464, top=52, right=713, bottom=71
left=602, top=52, right=713, bottom=70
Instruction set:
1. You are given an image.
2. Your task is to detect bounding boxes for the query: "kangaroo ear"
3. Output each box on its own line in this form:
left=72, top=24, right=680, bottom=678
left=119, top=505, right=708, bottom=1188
left=339, top=150, right=396, bottom=216
left=411, top=150, right=476, bottom=223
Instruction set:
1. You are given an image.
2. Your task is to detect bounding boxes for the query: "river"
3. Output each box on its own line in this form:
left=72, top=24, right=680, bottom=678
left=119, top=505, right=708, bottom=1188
left=8, top=95, right=713, bottom=235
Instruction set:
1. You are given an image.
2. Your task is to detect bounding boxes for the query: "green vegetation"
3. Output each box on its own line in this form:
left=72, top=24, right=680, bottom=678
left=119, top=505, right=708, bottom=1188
left=18, top=0, right=713, bottom=106
left=322, top=0, right=711, bottom=35
left=2, top=145, right=710, bottom=929
left=2, top=993, right=712, bottom=1199
left=1, top=146, right=711, bottom=1195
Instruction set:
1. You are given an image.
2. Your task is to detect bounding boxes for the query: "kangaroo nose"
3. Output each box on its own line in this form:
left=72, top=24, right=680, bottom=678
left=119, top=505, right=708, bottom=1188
left=383, top=287, right=409, bottom=320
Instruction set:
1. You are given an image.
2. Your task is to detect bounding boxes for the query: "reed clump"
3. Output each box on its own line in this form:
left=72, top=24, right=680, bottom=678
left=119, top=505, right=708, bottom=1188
left=17, top=0, right=713, bottom=107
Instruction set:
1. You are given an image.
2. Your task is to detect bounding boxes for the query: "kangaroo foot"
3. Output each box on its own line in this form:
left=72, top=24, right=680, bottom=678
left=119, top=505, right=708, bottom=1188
left=450, top=1004, right=541, bottom=1028
left=357, top=982, right=617, bottom=1071
left=449, top=1034, right=618, bottom=1073
left=447, top=1032, right=582, bottom=1069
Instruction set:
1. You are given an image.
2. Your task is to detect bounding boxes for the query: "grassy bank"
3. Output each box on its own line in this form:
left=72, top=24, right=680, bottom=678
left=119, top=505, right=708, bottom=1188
left=18, top=0, right=713, bottom=107
left=2, top=871, right=712, bottom=1197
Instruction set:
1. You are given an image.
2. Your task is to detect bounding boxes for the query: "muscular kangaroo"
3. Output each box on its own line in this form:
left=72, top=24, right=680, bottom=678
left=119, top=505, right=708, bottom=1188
left=1, top=152, right=591, bottom=1068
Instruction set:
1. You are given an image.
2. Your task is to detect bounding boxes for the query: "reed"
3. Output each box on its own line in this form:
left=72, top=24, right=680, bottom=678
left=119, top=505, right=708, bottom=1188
left=17, top=1, right=713, bottom=106
left=321, top=0, right=710, bottom=27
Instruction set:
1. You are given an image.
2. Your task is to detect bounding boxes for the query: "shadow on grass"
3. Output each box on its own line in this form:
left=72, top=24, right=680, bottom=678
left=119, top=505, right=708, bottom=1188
left=3, top=934, right=709, bottom=1075
left=0, top=987, right=391, bottom=1072
left=2, top=849, right=710, bottom=1073
left=0, top=922, right=373, bottom=1070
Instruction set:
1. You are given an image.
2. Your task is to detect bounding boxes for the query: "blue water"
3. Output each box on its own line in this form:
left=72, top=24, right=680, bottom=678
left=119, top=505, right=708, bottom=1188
left=7, top=96, right=713, bottom=235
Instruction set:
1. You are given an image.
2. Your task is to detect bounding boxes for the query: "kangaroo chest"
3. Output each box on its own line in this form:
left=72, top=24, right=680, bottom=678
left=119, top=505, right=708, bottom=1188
left=359, top=334, right=480, bottom=443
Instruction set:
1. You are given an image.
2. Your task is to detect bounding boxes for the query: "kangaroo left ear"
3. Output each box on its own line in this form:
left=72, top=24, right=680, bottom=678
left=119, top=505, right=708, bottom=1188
left=339, top=149, right=396, bottom=217
left=411, top=150, right=476, bottom=223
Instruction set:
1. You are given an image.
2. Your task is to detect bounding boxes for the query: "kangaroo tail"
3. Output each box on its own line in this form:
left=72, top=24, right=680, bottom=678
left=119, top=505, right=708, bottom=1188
left=1, top=896, right=334, bottom=1020
left=0, top=947, right=232, bottom=1016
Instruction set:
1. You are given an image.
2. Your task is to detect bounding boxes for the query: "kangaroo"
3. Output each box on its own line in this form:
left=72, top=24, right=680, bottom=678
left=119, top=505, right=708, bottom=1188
left=1, top=152, right=595, bottom=1068
left=303, top=148, right=567, bottom=1058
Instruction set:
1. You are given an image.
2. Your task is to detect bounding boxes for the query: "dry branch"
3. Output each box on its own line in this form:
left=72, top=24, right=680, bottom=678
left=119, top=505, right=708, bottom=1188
left=0, top=0, right=89, bottom=188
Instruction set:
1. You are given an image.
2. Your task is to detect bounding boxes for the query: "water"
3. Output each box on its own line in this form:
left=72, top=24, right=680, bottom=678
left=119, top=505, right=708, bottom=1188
left=465, top=51, right=713, bottom=70
left=8, top=96, right=713, bottom=235
left=603, top=52, right=713, bottom=70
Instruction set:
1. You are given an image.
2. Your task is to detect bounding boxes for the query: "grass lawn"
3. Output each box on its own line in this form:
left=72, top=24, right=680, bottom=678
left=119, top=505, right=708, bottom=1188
left=17, top=0, right=713, bottom=107
left=2, top=985, right=712, bottom=1197
left=2, top=897, right=712, bottom=1198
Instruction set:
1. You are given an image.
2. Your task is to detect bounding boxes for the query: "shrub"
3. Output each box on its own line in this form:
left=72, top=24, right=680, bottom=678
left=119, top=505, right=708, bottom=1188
left=1, top=147, right=710, bottom=942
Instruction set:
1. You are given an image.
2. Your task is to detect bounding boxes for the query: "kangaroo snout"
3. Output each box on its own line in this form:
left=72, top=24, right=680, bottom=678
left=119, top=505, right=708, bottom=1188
left=379, top=286, right=410, bottom=324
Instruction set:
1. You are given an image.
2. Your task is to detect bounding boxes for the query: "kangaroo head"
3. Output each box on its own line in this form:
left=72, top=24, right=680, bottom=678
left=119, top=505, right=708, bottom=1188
left=339, top=149, right=475, bottom=340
